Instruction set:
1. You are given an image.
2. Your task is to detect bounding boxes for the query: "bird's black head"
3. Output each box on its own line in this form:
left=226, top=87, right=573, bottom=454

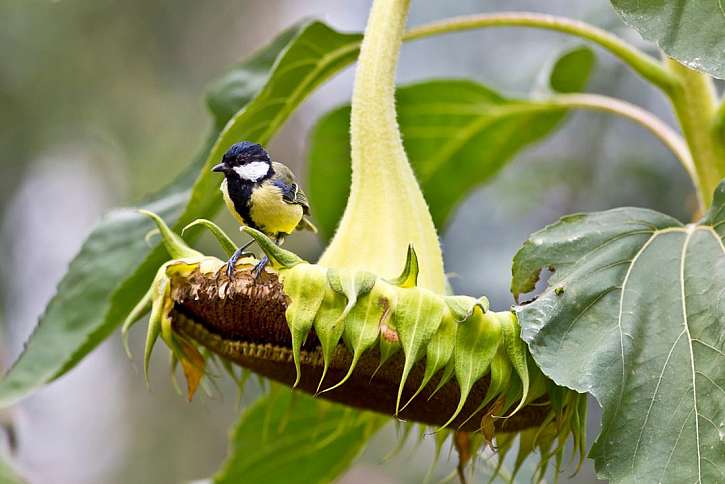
left=212, top=141, right=272, bottom=182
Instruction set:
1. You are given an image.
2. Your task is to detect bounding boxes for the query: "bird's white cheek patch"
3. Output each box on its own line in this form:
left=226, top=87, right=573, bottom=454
left=233, top=162, right=269, bottom=182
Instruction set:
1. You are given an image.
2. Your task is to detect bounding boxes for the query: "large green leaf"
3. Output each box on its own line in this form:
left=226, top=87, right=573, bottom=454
left=611, top=0, right=725, bottom=79
left=213, top=387, right=386, bottom=484
left=307, top=47, right=595, bottom=239
left=0, top=20, right=361, bottom=407
left=512, top=180, right=725, bottom=482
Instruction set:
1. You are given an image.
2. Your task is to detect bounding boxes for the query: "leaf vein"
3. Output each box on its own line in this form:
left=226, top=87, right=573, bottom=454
left=556, top=288, right=616, bottom=353
left=697, top=226, right=725, bottom=252
left=692, top=339, right=725, bottom=357
left=695, top=371, right=725, bottom=395
left=660, top=407, right=695, bottom=482
left=611, top=230, right=661, bottom=425
left=680, top=225, right=702, bottom=483
left=632, top=329, right=685, bottom=471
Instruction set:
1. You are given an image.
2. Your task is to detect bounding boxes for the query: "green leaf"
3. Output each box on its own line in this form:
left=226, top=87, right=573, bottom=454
left=0, top=194, right=186, bottom=408
left=512, top=181, right=725, bottom=482
left=308, top=48, right=595, bottom=238
left=205, top=24, right=305, bottom=128
left=0, top=20, right=362, bottom=407
left=611, top=0, right=725, bottom=79
left=543, top=46, right=596, bottom=94
left=213, top=387, right=386, bottom=484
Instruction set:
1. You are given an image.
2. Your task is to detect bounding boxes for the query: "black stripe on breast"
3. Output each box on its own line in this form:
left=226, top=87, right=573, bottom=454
left=226, top=177, right=260, bottom=231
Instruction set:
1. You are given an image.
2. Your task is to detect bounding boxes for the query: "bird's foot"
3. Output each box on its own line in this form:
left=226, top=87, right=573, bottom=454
left=225, top=247, right=255, bottom=279
left=252, top=256, right=269, bottom=280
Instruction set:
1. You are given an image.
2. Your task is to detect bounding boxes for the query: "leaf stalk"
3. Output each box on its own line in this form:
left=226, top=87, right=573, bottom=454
left=404, top=12, right=680, bottom=95
left=664, top=59, right=725, bottom=209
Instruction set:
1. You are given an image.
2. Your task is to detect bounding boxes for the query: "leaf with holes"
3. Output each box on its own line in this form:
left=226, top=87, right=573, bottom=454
left=512, top=180, right=725, bottom=482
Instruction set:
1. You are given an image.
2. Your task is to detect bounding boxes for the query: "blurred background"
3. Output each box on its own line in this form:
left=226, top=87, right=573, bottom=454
left=0, top=0, right=704, bottom=482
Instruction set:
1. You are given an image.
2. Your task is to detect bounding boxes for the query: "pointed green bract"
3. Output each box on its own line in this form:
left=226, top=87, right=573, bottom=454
left=392, top=287, right=446, bottom=414
left=459, top=349, right=512, bottom=429
left=143, top=269, right=167, bottom=385
left=312, top=287, right=346, bottom=392
left=444, top=295, right=488, bottom=321
left=280, top=264, right=328, bottom=386
left=428, top=360, right=455, bottom=400
left=512, top=428, right=539, bottom=480
left=387, top=245, right=419, bottom=288
left=121, top=286, right=152, bottom=358
left=372, top=281, right=400, bottom=377
left=324, top=283, right=392, bottom=393
left=139, top=210, right=202, bottom=259
left=327, top=268, right=377, bottom=322
left=442, top=308, right=501, bottom=428
left=401, top=304, right=457, bottom=411
left=496, top=311, right=529, bottom=416
left=182, top=219, right=238, bottom=257
left=376, top=308, right=401, bottom=377
left=243, top=227, right=303, bottom=268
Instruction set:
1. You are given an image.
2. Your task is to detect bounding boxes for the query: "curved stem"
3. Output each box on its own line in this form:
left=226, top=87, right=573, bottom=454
left=664, top=59, right=725, bottom=208
left=715, top=97, right=725, bottom=143
left=320, top=0, right=446, bottom=292
left=540, top=93, right=700, bottom=205
left=405, top=12, right=680, bottom=95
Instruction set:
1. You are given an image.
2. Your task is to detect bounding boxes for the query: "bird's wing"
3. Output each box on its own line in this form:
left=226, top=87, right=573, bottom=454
left=271, top=161, right=310, bottom=214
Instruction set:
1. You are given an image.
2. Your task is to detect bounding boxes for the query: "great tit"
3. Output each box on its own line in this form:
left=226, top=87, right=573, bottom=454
left=212, top=141, right=317, bottom=278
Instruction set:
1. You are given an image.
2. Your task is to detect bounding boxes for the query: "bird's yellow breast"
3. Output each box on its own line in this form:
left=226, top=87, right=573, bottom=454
left=250, top=182, right=303, bottom=235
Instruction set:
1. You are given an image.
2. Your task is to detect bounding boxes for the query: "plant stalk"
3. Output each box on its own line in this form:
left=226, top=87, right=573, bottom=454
left=665, top=59, right=725, bottom=208
left=319, top=0, right=446, bottom=293
left=404, top=12, right=679, bottom=95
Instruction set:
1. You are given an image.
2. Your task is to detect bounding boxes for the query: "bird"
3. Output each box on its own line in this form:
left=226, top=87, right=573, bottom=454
left=212, top=141, right=316, bottom=278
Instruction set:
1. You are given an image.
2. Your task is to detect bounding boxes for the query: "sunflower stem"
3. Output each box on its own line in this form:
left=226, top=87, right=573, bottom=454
left=319, top=0, right=446, bottom=293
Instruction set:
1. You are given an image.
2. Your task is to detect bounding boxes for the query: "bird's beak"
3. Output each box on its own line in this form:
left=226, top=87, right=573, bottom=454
left=212, top=163, right=226, bottom=173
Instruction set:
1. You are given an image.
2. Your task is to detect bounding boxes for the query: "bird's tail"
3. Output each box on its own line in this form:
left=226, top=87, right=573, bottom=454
left=297, top=216, right=318, bottom=234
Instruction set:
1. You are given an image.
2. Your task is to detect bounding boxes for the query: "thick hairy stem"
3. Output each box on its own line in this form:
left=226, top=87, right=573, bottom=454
left=665, top=60, right=725, bottom=208
left=170, top=266, right=548, bottom=432
left=404, top=12, right=679, bottom=95
left=319, top=0, right=446, bottom=293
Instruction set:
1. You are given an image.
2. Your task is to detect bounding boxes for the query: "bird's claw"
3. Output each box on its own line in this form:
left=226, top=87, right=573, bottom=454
left=251, top=256, right=269, bottom=279
left=225, top=248, right=255, bottom=279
